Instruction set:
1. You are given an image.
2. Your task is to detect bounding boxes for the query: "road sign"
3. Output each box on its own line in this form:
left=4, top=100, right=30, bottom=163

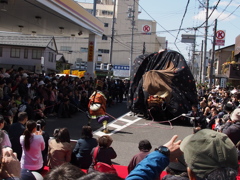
left=215, top=30, right=225, bottom=46
left=142, top=25, right=151, bottom=35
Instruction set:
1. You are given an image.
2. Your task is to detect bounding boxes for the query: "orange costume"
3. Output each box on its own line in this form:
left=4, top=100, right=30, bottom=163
left=88, top=80, right=109, bottom=133
left=88, top=90, right=107, bottom=118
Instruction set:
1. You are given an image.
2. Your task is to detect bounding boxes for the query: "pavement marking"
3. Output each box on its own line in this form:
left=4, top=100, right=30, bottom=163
left=93, top=112, right=143, bottom=136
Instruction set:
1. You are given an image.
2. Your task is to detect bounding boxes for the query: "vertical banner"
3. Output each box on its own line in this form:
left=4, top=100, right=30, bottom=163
left=88, top=41, right=94, bottom=62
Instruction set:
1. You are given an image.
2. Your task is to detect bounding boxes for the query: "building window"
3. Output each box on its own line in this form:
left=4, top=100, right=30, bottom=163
left=49, top=52, right=53, bottom=62
left=32, top=49, right=42, bottom=59
left=0, top=47, right=2, bottom=57
left=98, top=49, right=109, bottom=54
left=24, top=49, right=28, bottom=59
left=104, top=23, right=108, bottom=27
left=80, top=47, right=88, bottom=53
left=102, top=35, right=108, bottom=40
left=60, top=46, right=72, bottom=51
left=101, top=10, right=113, bottom=16
left=10, top=48, right=20, bottom=58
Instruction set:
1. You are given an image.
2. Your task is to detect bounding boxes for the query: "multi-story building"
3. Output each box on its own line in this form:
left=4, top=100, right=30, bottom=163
left=56, top=0, right=166, bottom=78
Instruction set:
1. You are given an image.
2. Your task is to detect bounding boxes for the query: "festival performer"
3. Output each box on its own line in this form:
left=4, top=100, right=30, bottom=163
left=88, top=80, right=109, bottom=133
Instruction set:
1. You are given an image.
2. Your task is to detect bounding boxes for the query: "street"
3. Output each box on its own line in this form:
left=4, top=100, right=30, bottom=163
left=44, top=101, right=193, bottom=166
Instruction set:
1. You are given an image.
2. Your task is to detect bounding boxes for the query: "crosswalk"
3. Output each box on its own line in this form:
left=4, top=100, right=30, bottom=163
left=93, top=112, right=143, bottom=136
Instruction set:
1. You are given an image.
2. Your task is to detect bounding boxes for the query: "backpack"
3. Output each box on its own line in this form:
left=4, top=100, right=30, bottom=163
left=92, top=146, right=117, bottom=174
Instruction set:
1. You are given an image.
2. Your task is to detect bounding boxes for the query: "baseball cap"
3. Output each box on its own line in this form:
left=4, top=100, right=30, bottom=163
left=180, top=129, right=238, bottom=179
left=21, top=169, right=43, bottom=180
left=230, top=108, right=240, bottom=121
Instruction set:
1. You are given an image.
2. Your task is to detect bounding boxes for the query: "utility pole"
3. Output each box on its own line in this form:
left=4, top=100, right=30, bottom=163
left=130, top=0, right=135, bottom=75
left=108, top=0, right=116, bottom=79
left=109, top=0, right=116, bottom=65
left=142, top=42, right=145, bottom=54
left=200, top=40, right=204, bottom=83
left=192, top=28, right=197, bottom=78
left=209, top=19, right=217, bottom=88
left=93, top=0, right=97, bottom=16
left=202, top=0, right=209, bottom=84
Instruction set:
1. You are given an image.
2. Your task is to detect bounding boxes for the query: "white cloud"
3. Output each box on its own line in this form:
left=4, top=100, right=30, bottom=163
left=193, top=9, right=236, bottom=22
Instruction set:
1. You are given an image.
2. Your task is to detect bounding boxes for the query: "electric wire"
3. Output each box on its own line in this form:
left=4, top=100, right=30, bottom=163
left=219, top=4, right=240, bottom=21
left=174, top=0, right=191, bottom=44
left=196, top=0, right=221, bottom=28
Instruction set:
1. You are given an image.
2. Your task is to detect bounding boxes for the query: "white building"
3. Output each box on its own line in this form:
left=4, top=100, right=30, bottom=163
left=56, top=0, right=166, bottom=77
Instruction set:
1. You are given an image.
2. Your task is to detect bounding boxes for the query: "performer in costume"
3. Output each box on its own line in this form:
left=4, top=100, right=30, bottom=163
left=88, top=80, right=109, bottom=133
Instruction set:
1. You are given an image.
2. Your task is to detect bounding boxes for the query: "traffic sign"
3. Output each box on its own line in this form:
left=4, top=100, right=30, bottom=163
left=215, top=30, right=225, bottom=46
left=142, top=25, right=151, bottom=35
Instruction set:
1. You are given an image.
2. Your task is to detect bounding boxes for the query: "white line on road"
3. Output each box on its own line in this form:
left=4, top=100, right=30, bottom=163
left=93, top=112, right=143, bottom=136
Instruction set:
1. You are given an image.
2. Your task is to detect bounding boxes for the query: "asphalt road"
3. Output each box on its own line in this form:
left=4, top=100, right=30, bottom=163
left=44, top=101, right=194, bottom=166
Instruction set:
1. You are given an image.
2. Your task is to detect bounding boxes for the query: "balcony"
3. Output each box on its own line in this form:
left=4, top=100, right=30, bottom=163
left=221, top=63, right=240, bottom=79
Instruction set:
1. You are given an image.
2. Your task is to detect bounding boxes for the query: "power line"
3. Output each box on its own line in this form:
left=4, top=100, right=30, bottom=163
left=197, top=0, right=221, bottom=28
left=136, top=1, right=177, bottom=40
left=219, top=3, right=239, bottom=21
left=174, top=0, right=191, bottom=44
left=215, top=0, right=233, bottom=20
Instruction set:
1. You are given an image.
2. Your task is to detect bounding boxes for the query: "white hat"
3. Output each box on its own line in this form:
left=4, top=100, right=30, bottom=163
left=231, top=108, right=240, bottom=121
left=38, top=80, right=45, bottom=86
left=22, top=73, right=28, bottom=78
left=3, top=73, right=10, bottom=78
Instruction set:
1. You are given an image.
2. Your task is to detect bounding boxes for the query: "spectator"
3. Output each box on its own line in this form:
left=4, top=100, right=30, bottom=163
left=0, top=115, right=11, bottom=147
left=222, top=108, right=240, bottom=145
left=72, top=125, right=98, bottom=169
left=88, top=135, right=117, bottom=173
left=57, top=97, right=72, bottom=118
left=18, top=77, right=28, bottom=100
left=0, top=145, right=21, bottom=179
left=0, top=80, right=5, bottom=100
left=8, top=111, right=28, bottom=160
left=20, top=120, right=45, bottom=172
left=33, top=96, right=46, bottom=120
left=47, top=127, right=72, bottom=169
left=180, top=129, right=238, bottom=180
left=78, top=171, right=123, bottom=180
left=206, top=107, right=218, bottom=129
left=162, top=155, right=189, bottom=180
left=20, top=169, right=44, bottom=180
left=127, top=130, right=238, bottom=180
left=127, top=139, right=152, bottom=173
left=43, top=163, right=85, bottom=180
left=126, top=135, right=182, bottom=180
left=37, top=119, right=50, bottom=166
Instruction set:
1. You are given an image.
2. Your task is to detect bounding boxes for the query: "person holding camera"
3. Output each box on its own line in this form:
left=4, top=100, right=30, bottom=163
left=20, top=120, right=45, bottom=172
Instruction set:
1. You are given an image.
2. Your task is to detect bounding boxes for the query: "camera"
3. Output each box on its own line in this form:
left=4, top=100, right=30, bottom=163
left=36, top=124, right=41, bottom=131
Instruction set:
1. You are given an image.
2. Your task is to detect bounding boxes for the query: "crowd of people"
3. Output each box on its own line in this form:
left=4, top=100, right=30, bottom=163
left=0, top=65, right=240, bottom=180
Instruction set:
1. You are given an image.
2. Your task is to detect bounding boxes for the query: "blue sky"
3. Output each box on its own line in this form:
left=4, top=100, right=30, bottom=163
left=78, top=0, right=240, bottom=60
left=138, top=0, right=240, bottom=59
